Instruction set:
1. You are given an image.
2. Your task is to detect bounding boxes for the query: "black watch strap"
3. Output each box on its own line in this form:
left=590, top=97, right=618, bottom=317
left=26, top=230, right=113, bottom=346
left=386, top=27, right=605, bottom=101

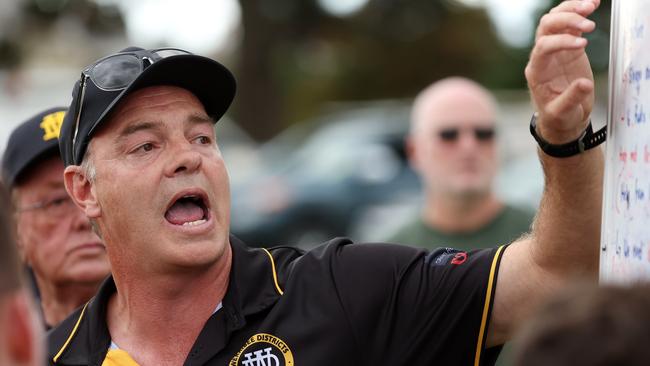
left=529, top=113, right=607, bottom=158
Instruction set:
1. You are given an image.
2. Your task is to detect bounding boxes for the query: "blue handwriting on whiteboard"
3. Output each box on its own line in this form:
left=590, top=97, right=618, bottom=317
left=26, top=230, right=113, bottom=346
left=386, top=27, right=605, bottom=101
left=629, top=66, right=643, bottom=94
left=620, top=181, right=631, bottom=209
left=635, top=103, right=646, bottom=124
left=633, top=242, right=644, bottom=260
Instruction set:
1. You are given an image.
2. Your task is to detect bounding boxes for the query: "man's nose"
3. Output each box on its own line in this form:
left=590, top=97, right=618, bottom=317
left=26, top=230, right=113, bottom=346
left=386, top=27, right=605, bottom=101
left=164, top=142, right=202, bottom=177
left=458, top=131, right=480, bottom=150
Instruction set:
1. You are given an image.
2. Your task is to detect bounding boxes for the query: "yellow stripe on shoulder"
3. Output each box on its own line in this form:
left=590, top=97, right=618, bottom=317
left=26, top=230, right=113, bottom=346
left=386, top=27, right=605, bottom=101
left=474, top=245, right=506, bottom=366
left=53, top=302, right=88, bottom=363
left=102, top=349, right=141, bottom=366
left=262, top=248, right=284, bottom=295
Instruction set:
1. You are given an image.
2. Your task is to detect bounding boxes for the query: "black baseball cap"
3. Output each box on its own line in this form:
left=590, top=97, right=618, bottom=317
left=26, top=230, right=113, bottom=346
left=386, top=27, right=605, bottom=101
left=59, top=47, right=237, bottom=166
left=2, top=107, right=67, bottom=188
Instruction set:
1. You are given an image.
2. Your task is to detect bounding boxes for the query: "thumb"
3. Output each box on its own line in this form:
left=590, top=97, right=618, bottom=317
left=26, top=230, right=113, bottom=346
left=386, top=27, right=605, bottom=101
left=546, top=78, right=594, bottom=122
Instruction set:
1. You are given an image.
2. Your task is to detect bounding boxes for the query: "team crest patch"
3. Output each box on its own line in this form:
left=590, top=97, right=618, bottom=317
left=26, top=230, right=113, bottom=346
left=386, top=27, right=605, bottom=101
left=40, top=111, right=65, bottom=141
left=425, top=248, right=468, bottom=266
left=230, top=333, right=294, bottom=366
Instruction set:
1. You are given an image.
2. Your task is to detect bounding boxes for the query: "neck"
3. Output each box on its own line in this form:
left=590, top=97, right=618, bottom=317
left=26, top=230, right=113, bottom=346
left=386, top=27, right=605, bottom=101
left=35, top=276, right=101, bottom=327
left=422, top=190, right=503, bottom=233
left=107, top=244, right=232, bottom=366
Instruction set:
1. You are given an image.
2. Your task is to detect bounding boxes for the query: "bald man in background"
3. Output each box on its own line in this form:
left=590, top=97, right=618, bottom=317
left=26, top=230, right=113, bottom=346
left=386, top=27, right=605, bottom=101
left=389, top=77, right=534, bottom=251
left=0, top=182, right=43, bottom=366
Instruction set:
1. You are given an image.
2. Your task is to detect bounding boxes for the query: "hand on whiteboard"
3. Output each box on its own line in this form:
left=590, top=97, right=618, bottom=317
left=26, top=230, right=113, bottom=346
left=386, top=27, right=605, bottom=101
left=526, top=0, right=599, bottom=143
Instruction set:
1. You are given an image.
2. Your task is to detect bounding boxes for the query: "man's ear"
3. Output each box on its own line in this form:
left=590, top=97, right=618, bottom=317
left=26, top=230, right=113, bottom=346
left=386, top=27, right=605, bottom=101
left=4, top=291, right=42, bottom=365
left=64, top=165, right=101, bottom=219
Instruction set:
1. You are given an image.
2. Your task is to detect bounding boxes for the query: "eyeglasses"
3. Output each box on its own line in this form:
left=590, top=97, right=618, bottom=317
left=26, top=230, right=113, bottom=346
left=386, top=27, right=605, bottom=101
left=70, top=48, right=193, bottom=154
left=437, top=126, right=495, bottom=143
left=18, top=194, right=77, bottom=217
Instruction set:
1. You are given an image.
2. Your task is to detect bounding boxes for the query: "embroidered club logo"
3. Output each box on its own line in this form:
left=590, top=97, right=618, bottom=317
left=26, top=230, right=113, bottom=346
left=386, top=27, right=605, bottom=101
left=230, top=333, right=294, bottom=366
left=426, top=247, right=467, bottom=266
left=451, top=252, right=468, bottom=265
left=40, top=111, right=65, bottom=141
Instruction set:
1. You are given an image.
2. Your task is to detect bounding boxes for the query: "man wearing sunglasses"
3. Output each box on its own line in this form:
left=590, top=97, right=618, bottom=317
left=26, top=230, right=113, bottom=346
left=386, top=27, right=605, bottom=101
left=2, top=108, right=110, bottom=329
left=388, top=77, right=534, bottom=255
left=49, top=1, right=603, bottom=363
left=388, top=78, right=535, bottom=366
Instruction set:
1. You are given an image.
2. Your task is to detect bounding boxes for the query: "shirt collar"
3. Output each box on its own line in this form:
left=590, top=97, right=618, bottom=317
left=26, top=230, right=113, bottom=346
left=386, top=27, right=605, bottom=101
left=48, top=235, right=286, bottom=365
left=224, top=235, right=285, bottom=321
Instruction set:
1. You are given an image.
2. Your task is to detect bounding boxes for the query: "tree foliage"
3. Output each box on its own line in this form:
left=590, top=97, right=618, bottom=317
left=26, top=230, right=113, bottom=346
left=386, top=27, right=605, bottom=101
left=2, top=0, right=611, bottom=141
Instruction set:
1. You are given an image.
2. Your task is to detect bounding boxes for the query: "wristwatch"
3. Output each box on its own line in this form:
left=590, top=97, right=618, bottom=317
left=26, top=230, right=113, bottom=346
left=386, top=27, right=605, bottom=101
left=529, top=113, right=607, bottom=158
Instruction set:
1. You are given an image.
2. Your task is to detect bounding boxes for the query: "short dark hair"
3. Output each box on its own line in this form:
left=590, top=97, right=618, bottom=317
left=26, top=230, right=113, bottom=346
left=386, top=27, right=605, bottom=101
left=513, top=283, right=650, bottom=366
left=0, top=182, right=22, bottom=296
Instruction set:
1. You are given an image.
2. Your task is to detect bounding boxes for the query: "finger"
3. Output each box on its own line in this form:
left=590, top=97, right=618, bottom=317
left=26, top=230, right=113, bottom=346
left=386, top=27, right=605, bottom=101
left=545, top=78, right=594, bottom=119
left=529, top=34, right=588, bottom=68
left=536, top=12, right=595, bottom=40
left=550, top=0, right=599, bottom=17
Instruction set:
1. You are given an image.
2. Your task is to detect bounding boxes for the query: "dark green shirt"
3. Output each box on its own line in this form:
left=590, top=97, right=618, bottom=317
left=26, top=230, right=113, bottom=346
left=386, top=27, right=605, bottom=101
left=388, top=205, right=534, bottom=251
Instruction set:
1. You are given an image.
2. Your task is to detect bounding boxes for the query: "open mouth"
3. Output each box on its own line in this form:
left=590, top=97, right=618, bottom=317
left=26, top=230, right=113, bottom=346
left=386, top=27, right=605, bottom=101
left=164, top=191, right=210, bottom=227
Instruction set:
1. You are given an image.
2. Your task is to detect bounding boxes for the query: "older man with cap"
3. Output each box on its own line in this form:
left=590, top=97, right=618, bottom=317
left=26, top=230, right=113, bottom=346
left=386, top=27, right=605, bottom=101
left=2, top=108, right=110, bottom=329
left=48, top=1, right=604, bottom=364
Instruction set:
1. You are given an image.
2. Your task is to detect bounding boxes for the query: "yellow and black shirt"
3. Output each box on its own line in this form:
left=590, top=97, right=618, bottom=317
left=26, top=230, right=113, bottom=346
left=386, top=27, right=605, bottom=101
left=47, top=236, right=506, bottom=366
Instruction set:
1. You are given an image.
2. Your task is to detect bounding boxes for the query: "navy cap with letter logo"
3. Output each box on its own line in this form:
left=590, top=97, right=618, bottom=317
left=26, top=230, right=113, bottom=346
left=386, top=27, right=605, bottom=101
left=59, top=46, right=236, bottom=167
left=2, top=107, right=67, bottom=188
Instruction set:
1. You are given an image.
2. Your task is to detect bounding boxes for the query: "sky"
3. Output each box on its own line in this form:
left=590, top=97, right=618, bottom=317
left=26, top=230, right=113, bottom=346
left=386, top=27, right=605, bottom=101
left=0, top=0, right=551, bottom=150
left=457, top=0, right=551, bottom=47
left=97, top=0, right=242, bottom=55
left=99, top=0, right=550, bottom=54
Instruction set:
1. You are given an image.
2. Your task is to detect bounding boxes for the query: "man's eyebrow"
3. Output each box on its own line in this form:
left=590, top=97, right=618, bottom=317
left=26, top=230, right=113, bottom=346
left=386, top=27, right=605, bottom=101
left=117, top=121, right=162, bottom=138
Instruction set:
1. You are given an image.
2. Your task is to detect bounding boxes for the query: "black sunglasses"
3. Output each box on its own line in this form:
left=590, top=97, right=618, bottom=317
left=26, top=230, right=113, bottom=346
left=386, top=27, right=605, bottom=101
left=70, top=48, right=192, bottom=151
left=438, top=127, right=495, bottom=142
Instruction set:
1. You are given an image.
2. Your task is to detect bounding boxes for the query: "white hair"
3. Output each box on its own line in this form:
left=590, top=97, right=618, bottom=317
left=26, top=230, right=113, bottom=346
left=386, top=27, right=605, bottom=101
left=78, top=142, right=101, bottom=237
left=80, top=142, right=97, bottom=183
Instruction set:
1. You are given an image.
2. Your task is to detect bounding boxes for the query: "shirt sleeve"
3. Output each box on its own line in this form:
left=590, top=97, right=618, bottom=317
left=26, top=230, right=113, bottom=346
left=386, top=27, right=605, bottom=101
left=329, top=242, right=506, bottom=366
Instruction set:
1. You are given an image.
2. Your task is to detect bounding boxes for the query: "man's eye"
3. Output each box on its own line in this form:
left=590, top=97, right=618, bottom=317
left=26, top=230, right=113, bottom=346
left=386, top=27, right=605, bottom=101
left=197, top=136, right=211, bottom=144
left=49, top=197, right=67, bottom=207
left=137, top=143, right=154, bottom=152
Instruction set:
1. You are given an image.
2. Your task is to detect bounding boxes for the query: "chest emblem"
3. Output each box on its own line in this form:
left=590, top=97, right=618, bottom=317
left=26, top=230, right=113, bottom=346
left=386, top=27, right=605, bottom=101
left=230, top=333, right=294, bottom=366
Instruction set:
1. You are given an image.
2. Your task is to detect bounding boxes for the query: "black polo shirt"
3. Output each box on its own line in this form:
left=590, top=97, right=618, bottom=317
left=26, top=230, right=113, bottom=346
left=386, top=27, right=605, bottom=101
left=48, top=236, right=506, bottom=366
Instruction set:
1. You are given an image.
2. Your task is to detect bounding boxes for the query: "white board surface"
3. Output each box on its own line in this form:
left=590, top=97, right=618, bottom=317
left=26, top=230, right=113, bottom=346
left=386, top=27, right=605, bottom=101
left=600, top=0, right=650, bottom=283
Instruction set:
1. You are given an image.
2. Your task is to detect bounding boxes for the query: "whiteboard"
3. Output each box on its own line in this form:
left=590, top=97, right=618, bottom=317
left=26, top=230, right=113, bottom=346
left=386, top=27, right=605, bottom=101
left=600, top=0, right=650, bottom=283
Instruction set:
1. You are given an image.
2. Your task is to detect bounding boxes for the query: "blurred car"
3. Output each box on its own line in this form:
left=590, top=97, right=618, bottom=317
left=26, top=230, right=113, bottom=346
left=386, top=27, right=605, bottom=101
left=229, top=101, right=420, bottom=248
left=214, top=116, right=260, bottom=185
left=494, top=153, right=543, bottom=211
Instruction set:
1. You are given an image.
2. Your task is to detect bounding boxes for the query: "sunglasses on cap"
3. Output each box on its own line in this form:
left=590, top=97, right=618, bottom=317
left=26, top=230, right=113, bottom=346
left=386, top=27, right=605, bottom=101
left=437, top=126, right=495, bottom=142
left=70, top=48, right=192, bottom=151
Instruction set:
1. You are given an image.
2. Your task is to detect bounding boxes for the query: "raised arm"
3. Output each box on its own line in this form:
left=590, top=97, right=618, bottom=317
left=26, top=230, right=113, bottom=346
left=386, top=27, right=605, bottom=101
left=487, top=0, right=604, bottom=346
